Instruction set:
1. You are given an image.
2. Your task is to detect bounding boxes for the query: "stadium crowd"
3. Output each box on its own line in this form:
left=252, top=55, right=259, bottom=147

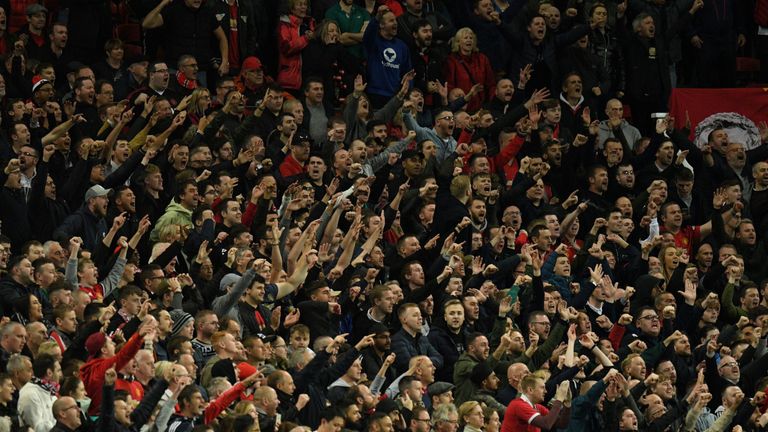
left=0, top=0, right=765, bottom=431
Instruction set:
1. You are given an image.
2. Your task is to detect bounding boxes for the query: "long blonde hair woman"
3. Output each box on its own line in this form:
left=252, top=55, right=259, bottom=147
left=185, top=87, right=211, bottom=124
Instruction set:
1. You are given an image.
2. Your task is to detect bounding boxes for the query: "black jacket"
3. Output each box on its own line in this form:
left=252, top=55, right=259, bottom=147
left=28, top=160, right=71, bottom=242
left=210, top=0, right=258, bottom=62
left=294, top=347, right=362, bottom=428
left=53, top=206, right=108, bottom=252
left=427, top=325, right=467, bottom=382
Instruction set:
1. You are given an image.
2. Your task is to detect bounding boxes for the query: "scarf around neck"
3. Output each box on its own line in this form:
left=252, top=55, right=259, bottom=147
left=176, top=71, right=198, bottom=91
left=31, top=377, right=60, bottom=397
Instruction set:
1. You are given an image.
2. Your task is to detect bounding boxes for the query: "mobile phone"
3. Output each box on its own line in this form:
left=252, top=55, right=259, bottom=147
left=508, top=285, right=521, bottom=304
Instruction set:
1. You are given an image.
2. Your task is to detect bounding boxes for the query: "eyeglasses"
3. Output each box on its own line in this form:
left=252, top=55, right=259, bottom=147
left=532, top=322, right=550, bottom=327
left=719, top=362, right=738, bottom=368
left=21, top=152, right=38, bottom=158
left=438, top=116, right=454, bottom=121
left=639, top=315, right=659, bottom=321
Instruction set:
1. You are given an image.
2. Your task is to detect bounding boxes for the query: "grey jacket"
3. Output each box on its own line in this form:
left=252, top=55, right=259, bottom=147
left=597, top=119, right=642, bottom=150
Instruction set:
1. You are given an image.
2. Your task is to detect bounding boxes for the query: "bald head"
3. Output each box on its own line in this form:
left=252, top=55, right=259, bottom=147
left=507, top=363, right=530, bottom=387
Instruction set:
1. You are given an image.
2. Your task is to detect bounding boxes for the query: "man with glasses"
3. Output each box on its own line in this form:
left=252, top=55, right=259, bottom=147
left=18, top=146, right=38, bottom=202
left=527, top=310, right=553, bottom=340
left=170, top=55, right=200, bottom=98
left=404, top=107, right=457, bottom=163
left=613, top=162, right=636, bottom=198
left=410, top=407, right=432, bottom=432
left=50, top=396, right=82, bottom=432
left=628, top=306, right=662, bottom=350
left=214, top=77, right=237, bottom=109
left=135, top=61, right=175, bottom=103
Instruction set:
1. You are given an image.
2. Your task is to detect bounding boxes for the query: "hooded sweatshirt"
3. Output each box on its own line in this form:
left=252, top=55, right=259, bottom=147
left=150, top=200, right=193, bottom=242
left=79, top=332, right=143, bottom=415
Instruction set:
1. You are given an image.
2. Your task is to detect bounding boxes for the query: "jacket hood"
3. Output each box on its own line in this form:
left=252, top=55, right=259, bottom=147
left=164, top=200, right=193, bottom=216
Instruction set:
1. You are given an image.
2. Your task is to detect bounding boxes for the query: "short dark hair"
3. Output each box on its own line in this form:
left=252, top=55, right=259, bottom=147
left=7, top=255, right=28, bottom=272
left=675, top=167, right=694, bottom=182
left=303, top=76, right=324, bottom=93
left=366, top=119, right=386, bottom=133
left=530, top=225, right=549, bottom=239
left=119, top=285, right=143, bottom=301
left=167, top=335, right=191, bottom=360
left=175, top=179, right=198, bottom=201
left=320, top=407, right=344, bottom=423
left=178, top=384, right=201, bottom=408
left=73, top=77, right=93, bottom=91
left=33, top=354, right=58, bottom=379
left=412, top=19, right=431, bottom=33
left=148, top=61, right=168, bottom=74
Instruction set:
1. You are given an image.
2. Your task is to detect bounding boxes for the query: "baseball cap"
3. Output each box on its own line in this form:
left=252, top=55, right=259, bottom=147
left=241, top=56, right=263, bottom=71
left=85, top=332, right=108, bottom=358
left=31, top=75, right=51, bottom=93
left=84, top=185, right=111, bottom=201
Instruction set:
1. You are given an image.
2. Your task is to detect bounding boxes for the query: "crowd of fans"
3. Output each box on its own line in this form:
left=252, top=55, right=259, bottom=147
left=0, top=0, right=765, bottom=431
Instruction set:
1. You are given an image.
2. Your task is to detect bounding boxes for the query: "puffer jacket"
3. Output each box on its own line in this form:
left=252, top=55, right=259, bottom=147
left=277, top=14, right=315, bottom=90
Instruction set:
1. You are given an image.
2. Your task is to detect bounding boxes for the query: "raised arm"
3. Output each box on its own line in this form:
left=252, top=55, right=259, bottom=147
left=275, top=248, right=317, bottom=299
left=142, top=0, right=169, bottom=29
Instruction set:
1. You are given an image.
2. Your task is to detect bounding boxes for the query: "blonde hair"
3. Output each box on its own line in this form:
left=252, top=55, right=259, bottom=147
left=458, top=401, right=481, bottom=425
left=234, top=400, right=257, bottom=416
left=158, top=224, right=182, bottom=243
left=188, top=87, right=211, bottom=118
left=451, top=28, right=478, bottom=53
left=317, top=19, right=339, bottom=44
left=37, top=341, right=61, bottom=357
left=154, top=360, right=173, bottom=380
left=450, top=175, right=471, bottom=200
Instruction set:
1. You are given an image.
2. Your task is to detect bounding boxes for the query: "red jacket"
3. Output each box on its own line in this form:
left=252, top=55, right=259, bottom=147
left=203, top=381, right=248, bottom=424
left=279, top=154, right=305, bottom=178
left=277, top=14, right=315, bottom=90
left=80, top=332, right=143, bottom=415
left=444, top=52, right=495, bottom=113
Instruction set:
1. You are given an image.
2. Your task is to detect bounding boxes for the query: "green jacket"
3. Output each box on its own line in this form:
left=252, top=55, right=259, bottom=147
left=150, top=200, right=193, bottom=242
left=453, top=352, right=500, bottom=405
